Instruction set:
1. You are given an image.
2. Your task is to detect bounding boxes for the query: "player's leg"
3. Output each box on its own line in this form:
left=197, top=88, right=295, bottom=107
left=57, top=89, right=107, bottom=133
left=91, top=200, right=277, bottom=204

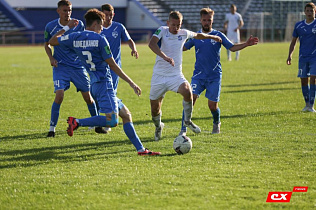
left=119, top=103, right=160, bottom=155
left=47, top=75, right=71, bottom=137
left=67, top=81, right=118, bottom=136
left=298, top=61, right=310, bottom=111
left=205, top=79, right=221, bottom=134
left=209, top=101, right=221, bottom=134
left=67, top=112, right=118, bottom=136
left=177, top=81, right=201, bottom=133
left=227, top=49, right=232, bottom=61
left=48, top=88, right=64, bottom=137
left=179, top=78, right=203, bottom=135
left=150, top=97, right=164, bottom=141
left=308, top=61, right=316, bottom=112
left=150, top=74, right=167, bottom=141
left=179, top=94, right=198, bottom=136
left=309, top=76, right=316, bottom=112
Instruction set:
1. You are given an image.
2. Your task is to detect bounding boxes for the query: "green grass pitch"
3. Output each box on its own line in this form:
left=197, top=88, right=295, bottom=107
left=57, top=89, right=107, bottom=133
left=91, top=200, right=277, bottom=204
left=0, top=43, right=315, bottom=209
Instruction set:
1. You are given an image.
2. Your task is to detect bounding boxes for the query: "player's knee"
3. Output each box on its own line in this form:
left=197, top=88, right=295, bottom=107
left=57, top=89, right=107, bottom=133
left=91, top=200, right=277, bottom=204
left=106, top=113, right=118, bottom=127
left=119, top=109, right=132, bottom=122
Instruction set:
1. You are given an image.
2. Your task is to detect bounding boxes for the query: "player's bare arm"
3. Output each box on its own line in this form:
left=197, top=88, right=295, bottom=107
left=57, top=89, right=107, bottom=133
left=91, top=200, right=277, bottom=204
left=229, top=35, right=259, bottom=52
left=193, top=33, right=222, bottom=43
left=287, top=37, right=298, bottom=65
left=48, top=19, right=79, bottom=46
left=127, top=39, right=139, bottom=59
left=44, top=42, right=58, bottom=67
left=148, top=36, right=175, bottom=66
left=105, top=57, right=141, bottom=96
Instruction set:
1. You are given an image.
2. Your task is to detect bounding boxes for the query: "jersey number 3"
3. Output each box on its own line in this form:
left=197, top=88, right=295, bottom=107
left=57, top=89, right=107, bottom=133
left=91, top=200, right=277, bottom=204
left=82, top=51, right=96, bottom=71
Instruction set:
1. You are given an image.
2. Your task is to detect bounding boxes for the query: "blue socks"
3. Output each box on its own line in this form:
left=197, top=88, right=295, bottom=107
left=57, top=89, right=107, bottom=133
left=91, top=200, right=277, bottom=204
left=50, top=102, right=61, bottom=127
left=211, top=108, right=220, bottom=124
left=302, top=85, right=310, bottom=104
left=123, top=122, right=144, bottom=151
left=78, top=116, right=107, bottom=127
left=310, top=84, right=315, bottom=106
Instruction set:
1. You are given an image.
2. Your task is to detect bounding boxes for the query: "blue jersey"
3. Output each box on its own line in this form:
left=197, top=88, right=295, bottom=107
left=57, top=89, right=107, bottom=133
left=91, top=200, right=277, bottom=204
left=57, top=31, right=113, bottom=84
left=184, top=29, right=234, bottom=81
left=293, top=19, right=316, bottom=62
left=100, top=21, right=131, bottom=66
left=44, top=18, right=85, bottom=68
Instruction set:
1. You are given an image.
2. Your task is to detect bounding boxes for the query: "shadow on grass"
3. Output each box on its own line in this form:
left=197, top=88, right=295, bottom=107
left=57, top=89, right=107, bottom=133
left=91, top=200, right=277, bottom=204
left=133, top=110, right=297, bottom=125
left=223, top=81, right=297, bottom=88
left=223, top=87, right=299, bottom=94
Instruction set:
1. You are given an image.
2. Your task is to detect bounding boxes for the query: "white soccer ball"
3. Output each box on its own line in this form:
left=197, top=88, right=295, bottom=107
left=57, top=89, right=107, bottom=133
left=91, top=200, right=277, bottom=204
left=173, top=135, right=192, bottom=155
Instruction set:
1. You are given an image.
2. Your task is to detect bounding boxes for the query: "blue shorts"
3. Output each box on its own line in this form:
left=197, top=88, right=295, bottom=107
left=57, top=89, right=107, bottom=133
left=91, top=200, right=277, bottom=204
left=53, top=65, right=90, bottom=93
left=191, top=78, right=221, bottom=102
left=298, top=60, right=316, bottom=77
left=90, top=81, right=118, bottom=114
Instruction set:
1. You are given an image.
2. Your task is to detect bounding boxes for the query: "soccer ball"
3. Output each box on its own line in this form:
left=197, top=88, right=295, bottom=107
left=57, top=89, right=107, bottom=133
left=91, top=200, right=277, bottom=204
left=173, top=135, right=192, bottom=155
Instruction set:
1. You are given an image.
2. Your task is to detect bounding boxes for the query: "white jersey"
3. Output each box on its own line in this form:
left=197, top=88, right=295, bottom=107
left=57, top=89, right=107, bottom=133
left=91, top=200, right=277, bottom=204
left=225, top=12, right=243, bottom=43
left=152, top=26, right=195, bottom=76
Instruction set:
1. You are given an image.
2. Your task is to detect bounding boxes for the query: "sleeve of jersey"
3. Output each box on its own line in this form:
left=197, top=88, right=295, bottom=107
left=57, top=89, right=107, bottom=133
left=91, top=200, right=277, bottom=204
left=57, top=33, right=72, bottom=48
left=292, top=23, right=298, bottom=38
left=184, top=38, right=194, bottom=50
left=100, top=37, right=113, bottom=60
left=153, top=26, right=163, bottom=39
left=221, top=32, right=234, bottom=49
left=186, top=30, right=195, bottom=39
left=121, top=24, right=131, bottom=41
left=44, top=25, right=51, bottom=43
left=78, top=21, right=85, bottom=31
left=239, top=13, right=243, bottom=22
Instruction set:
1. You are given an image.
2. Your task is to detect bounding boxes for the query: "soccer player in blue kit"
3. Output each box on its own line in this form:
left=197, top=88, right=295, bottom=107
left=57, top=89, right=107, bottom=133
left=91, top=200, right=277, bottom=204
left=287, top=2, right=316, bottom=113
left=179, top=8, right=259, bottom=135
left=44, top=0, right=104, bottom=137
left=99, top=4, right=139, bottom=133
left=49, top=9, right=160, bottom=156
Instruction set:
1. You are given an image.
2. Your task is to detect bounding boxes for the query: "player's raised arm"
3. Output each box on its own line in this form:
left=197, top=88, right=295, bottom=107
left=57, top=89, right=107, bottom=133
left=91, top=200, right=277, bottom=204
left=148, top=35, right=175, bottom=66
left=105, top=57, right=141, bottom=96
left=193, top=32, right=222, bottom=43
left=49, top=19, right=79, bottom=46
left=229, top=35, right=259, bottom=52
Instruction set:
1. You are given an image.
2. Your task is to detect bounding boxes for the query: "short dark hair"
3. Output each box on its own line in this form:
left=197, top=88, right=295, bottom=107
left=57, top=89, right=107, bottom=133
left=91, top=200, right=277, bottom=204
left=305, top=2, right=316, bottom=11
left=200, top=7, right=214, bottom=17
left=169, top=11, right=183, bottom=21
left=101, top=4, right=114, bottom=12
left=58, top=0, right=71, bottom=8
left=84, top=8, right=105, bottom=27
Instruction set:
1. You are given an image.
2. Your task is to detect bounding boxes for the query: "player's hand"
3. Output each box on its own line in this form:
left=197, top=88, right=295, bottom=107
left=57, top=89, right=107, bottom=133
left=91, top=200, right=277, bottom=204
left=164, top=56, right=175, bottom=66
left=130, top=82, right=141, bottom=96
left=287, top=57, right=292, bottom=65
left=68, top=19, right=79, bottom=28
left=212, top=35, right=222, bottom=43
left=131, top=50, right=139, bottom=59
left=247, top=35, right=259, bottom=46
left=50, top=57, right=58, bottom=67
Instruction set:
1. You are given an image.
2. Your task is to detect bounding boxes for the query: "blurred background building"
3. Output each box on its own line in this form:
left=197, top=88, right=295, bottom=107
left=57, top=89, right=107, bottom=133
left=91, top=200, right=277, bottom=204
left=0, top=0, right=314, bottom=45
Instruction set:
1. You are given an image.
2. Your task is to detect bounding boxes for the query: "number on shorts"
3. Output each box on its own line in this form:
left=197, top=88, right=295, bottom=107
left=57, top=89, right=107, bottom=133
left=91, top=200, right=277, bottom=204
left=191, top=83, right=197, bottom=92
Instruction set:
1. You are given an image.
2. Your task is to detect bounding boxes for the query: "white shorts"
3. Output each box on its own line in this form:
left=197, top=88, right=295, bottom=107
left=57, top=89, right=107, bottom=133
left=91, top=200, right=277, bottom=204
left=227, top=31, right=240, bottom=43
left=150, top=74, right=188, bottom=100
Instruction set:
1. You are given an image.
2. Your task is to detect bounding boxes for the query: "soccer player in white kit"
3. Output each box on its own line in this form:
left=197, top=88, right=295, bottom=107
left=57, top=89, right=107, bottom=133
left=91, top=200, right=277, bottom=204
left=224, top=4, right=244, bottom=61
left=148, top=11, right=222, bottom=141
